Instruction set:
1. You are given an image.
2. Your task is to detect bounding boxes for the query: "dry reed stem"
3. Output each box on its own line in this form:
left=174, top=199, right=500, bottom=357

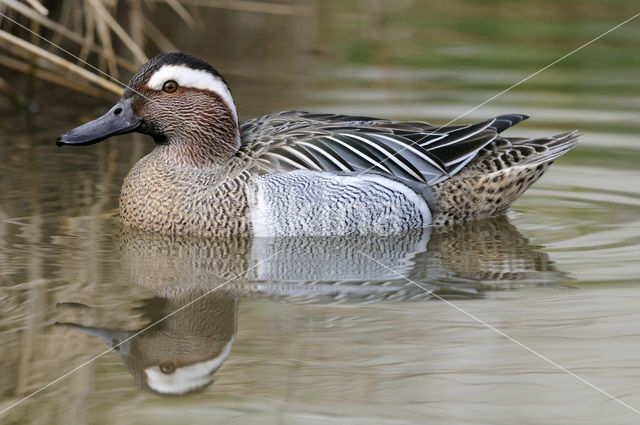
left=165, top=0, right=196, bottom=28
left=1, top=0, right=138, bottom=72
left=0, top=54, right=106, bottom=97
left=24, top=0, right=48, bottom=16
left=0, top=29, right=124, bottom=95
left=93, top=0, right=119, bottom=77
left=128, top=0, right=145, bottom=47
left=4, top=40, right=71, bottom=73
left=144, top=0, right=314, bottom=17
left=48, top=0, right=72, bottom=47
left=87, top=0, right=148, bottom=64
left=79, top=6, right=96, bottom=64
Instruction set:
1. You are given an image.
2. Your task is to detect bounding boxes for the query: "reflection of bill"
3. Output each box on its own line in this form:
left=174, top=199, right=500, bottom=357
left=60, top=216, right=568, bottom=395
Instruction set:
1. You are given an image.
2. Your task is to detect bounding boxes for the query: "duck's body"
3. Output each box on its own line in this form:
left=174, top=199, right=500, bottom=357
left=120, top=110, right=577, bottom=237
left=58, top=53, right=578, bottom=237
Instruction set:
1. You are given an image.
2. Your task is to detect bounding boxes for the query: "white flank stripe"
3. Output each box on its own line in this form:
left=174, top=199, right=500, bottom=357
left=414, top=132, right=447, bottom=146
left=147, top=64, right=238, bottom=121
left=298, top=142, right=351, bottom=171
left=427, top=120, right=495, bottom=149
left=342, top=133, right=424, bottom=181
left=281, top=148, right=323, bottom=171
left=373, top=133, right=447, bottom=174
left=323, top=136, right=391, bottom=174
left=267, top=153, right=309, bottom=170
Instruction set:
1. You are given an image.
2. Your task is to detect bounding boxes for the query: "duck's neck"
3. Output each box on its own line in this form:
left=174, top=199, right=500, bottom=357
left=155, top=115, right=241, bottom=169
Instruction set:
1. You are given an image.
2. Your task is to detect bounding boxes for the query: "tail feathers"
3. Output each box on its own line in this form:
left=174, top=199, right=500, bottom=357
left=475, top=130, right=579, bottom=173
left=512, top=130, right=579, bottom=167
left=430, top=129, right=579, bottom=226
left=490, top=114, right=529, bottom=134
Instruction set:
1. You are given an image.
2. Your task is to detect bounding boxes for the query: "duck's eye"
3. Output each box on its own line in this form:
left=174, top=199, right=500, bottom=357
left=162, top=80, right=178, bottom=93
left=159, top=362, right=176, bottom=374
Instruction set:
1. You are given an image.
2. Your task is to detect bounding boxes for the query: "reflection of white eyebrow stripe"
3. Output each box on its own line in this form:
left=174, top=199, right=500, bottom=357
left=144, top=338, right=234, bottom=395
left=147, top=64, right=237, bottom=121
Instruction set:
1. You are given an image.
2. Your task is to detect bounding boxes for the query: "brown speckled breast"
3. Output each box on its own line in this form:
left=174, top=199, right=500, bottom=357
left=120, top=152, right=253, bottom=237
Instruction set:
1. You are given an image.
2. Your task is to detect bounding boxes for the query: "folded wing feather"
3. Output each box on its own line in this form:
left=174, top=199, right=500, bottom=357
left=242, top=111, right=529, bottom=185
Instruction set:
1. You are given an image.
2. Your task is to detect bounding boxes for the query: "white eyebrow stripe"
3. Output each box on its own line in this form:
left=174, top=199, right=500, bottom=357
left=147, top=64, right=237, bottom=121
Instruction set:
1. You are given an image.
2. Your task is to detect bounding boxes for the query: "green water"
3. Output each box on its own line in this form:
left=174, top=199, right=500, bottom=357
left=1, top=1, right=640, bottom=424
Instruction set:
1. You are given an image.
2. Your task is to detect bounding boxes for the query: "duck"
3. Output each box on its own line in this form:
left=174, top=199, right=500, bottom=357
left=57, top=52, right=579, bottom=237
left=58, top=217, right=563, bottom=395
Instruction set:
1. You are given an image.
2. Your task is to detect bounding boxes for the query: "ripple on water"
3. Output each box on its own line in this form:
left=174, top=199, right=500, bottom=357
left=512, top=162, right=640, bottom=284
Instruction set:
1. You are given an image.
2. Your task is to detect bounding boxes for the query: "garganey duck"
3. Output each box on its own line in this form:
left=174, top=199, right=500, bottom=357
left=57, top=53, right=579, bottom=237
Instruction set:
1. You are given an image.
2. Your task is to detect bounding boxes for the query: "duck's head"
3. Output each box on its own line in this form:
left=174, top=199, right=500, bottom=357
left=57, top=52, right=240, bottom=167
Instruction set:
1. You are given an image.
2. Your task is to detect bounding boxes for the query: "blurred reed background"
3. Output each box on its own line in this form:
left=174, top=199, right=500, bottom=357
left=1, top=0, right=639, bottom=132
left=0, top=0, right=312, bottom=101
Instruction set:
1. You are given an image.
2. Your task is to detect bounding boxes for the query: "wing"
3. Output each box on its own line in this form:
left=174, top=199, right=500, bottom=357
left=240, top=111, right=528, bottom=185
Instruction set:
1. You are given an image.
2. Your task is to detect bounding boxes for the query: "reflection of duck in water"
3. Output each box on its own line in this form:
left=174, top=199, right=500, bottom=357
left=60, top=289, right=237, bottom=396
left=60, top=217, right=567, bottom=395
left=121, top=216, right=566, bottom=299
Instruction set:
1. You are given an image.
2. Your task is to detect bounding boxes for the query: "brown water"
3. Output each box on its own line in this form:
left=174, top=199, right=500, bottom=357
left=1, top=1, right=640, bottom=424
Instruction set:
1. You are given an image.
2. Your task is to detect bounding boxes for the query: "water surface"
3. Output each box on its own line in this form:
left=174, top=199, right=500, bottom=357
left=1, top=1, right=640, bottom=424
